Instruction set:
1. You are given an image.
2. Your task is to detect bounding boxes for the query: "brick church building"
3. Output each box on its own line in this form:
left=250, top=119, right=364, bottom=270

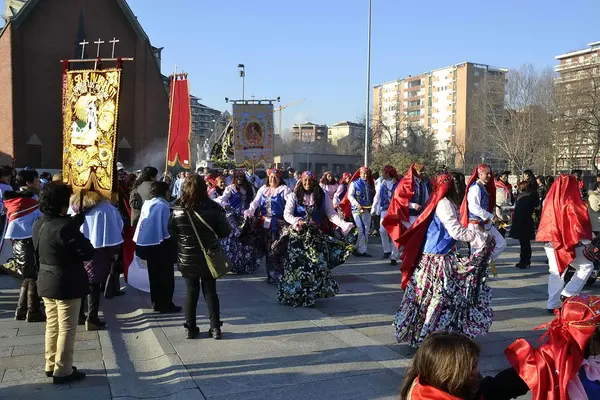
left=0, top=0, right=169, bottom=169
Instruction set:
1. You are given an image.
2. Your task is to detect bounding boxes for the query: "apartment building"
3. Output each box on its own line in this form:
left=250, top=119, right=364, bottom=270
left=372, top=62, right=507, bottom=168
left=328, top=121, right=364, bottom=146
left=554, top=41, right=600, bottom=172
left=292, top=122, right=329, bottom=143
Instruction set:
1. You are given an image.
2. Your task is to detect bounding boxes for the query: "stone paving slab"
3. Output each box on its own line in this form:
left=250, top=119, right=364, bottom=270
left=0, top=239, right=595, bottom=399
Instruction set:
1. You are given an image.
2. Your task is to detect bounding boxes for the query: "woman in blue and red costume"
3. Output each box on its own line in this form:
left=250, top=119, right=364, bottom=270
left=505, top=294, right=600, bottom=400
left=333, top=172, right=351, bottom=210
left=339, top=166, right=375, bottom=257
left=393, top=172, right=496, bottom=347
left=279, top=171, right=356, bottom=307
left=215, top=170, right=261, bottom=274
left=245, top=168, right=292, bottom=283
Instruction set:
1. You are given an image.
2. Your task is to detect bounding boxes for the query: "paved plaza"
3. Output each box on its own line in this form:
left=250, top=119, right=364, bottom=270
left=0, top=238, right=596, bottom=399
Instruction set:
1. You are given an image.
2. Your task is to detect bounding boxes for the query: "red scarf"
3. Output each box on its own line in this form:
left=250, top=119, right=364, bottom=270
left=505, top=295, right=600, bottom=400
left=407, top=377, right=480, bottom=400
left=536, top=174, right=592, bottom=275
left=396, top=172, right=453, bottom=289
left=459, top=165, right=496, bottom=227
left=338, top=167, right=375, bottom=219
left=495, top=179, right=511, bottom=194
left=382, top=163, right=420, bottom=247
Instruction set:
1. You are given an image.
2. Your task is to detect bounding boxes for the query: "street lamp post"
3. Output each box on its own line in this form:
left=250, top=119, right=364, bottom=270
left=238, top=64, right=245, bottom=100
left=364, top=0, right=372, bottom=167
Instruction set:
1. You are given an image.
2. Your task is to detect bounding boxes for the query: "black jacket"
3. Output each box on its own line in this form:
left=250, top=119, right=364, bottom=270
left=168, top=199, right=231, bottom=279
left=130, top=181, right=153, bottom=227
left=33, top=215, right=95, bottom=300
left=509, top=191, right=539, bottom=240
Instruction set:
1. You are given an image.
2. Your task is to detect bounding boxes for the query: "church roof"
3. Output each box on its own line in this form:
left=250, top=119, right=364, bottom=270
left=5, top=0, right=150, bottom=43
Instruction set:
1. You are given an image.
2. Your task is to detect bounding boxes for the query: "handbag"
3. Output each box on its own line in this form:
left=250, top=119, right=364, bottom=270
left=583, top=233, right=600, bottom=263
left=186, top=210, right=232, bottom=279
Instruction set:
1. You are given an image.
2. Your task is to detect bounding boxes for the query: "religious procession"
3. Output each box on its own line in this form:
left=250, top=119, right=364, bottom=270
left=2, top=1, right=600, bottom=399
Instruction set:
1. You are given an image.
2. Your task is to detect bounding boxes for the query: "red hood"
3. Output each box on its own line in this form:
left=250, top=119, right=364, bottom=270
left=382, top=163, right=420, bottom=246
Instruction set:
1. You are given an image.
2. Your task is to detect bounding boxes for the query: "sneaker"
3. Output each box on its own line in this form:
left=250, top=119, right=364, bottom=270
left=390, top=259, right=397, bottom=266
left=184, top=324, right=200, bottom=339
left=382, top=252, right=391, bottom=259
left=53, top=368, right=86, bottom=385
left=208, top=327, right=222, bottom=340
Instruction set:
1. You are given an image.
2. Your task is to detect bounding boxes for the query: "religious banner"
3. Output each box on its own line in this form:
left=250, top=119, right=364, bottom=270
left=62, top=68, right=122, bottom=199
left=166, top=74, right=192, bottom=168
left=232, top=103, right=274, bottom=165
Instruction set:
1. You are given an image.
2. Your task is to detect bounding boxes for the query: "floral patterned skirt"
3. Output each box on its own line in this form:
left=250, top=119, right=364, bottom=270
left=221, top=210, right=262, bottom=274
left=277, top=225, right=357, bottom=307
left=239, top=217, right=289, bottom=283
left=394, top=240, right=494, bottom=347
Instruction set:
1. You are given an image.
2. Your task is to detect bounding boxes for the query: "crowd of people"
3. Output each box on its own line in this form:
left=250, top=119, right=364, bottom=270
left=1, top=161, right=600, bottom=397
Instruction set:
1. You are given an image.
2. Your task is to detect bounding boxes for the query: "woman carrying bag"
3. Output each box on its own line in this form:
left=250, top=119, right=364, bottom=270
left=169, top=175, right=231, bottom=340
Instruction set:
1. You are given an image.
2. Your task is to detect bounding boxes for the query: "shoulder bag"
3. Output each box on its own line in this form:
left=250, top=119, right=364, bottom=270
left=186, top=210, right=232, bottom=279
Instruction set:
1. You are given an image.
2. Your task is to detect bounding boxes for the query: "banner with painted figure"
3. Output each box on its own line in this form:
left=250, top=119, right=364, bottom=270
left=232, top=103, right=274, bottom=165
left=62, top=68, right=122, bottom=199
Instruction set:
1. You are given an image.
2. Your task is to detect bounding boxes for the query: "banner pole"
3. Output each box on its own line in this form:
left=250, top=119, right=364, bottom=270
left=165, top=65, right=177, bottom=176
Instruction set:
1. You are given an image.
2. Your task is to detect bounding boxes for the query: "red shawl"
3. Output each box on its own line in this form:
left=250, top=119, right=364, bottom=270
left=505, top=295, right=600, bottom=400
left=536, top=174, right=592, bottom=275
left=396, top=172, right=453, bottom=289
left=382, top=163, right=420, bottom=246
left=339, top=167, right=375, bottom=219
left=495, top=179, right=511, bottom=194
left=5, top=196, right=39, bottom=223
left=459, top=165, right=496, bottom=227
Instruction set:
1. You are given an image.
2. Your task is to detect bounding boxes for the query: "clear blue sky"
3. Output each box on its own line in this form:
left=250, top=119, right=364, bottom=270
left=5, top=0, right=600, bottom=131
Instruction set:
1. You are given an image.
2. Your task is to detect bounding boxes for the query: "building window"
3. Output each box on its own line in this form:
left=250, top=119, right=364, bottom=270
left=408, top=80, right=421, bottom=87
left=408, top=110, right=420, bottom=117
left=474, top=71, right=480, bottom=77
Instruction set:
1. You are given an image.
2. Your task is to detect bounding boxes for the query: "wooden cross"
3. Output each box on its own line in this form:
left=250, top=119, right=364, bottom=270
left=79, top=40, right=89, bottom=59
left=94, top=38, right=105, bottom=58
left=109, top=37, right=120, bottom=58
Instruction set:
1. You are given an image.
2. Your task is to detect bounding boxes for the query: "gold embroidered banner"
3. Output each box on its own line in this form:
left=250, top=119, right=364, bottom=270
left=62, top=68, right=122, bottom=199
left=232, top=103, right=274, bottom=165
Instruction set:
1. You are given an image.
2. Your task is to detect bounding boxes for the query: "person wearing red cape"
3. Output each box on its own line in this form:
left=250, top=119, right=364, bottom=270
left=382, top=162, right=429, bottom=255
left=339, top=167, right=375, bottom=257
left=505, top=294, right=600, bottom=400
left=536, top=174, right=594, bottom=313
left=393, top=172, right=495, bottom=347
left=372, top=165, right=400, bottom=265
left=460, top=164, right=506, bottom=276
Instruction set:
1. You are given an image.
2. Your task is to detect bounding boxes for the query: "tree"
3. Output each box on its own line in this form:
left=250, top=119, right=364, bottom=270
left=469, top=64, right=556, bottom=175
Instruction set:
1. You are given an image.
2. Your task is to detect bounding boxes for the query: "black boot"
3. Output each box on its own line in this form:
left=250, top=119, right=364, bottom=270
left=86, top=285, right=106, bottom=331
left=14, top=281, right=28, bottom=321
left=184, top=323, right=200, bottom=339
left=26, top=280, right=45, bottom=322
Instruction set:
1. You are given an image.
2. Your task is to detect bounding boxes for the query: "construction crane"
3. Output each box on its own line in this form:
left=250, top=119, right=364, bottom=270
left=274, top=98, right=306, bottom=136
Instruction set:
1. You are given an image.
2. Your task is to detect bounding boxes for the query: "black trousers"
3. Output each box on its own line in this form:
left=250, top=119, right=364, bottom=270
left=183, top=276, right=220, bottom=329
left=519, top=238, right=532, bottom=265
left=138, top=242, right=175, bottom=311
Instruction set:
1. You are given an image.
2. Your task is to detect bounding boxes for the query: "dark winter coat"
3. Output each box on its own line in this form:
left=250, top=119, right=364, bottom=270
left=168, top=198, right=231, bottom=279
left=509, top=191, right=540, bottom=241
left=130, top=181, right=153, bottom=228
left=33, top=215, right=95, bottom=300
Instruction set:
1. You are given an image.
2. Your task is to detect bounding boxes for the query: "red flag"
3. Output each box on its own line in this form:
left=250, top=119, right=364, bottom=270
left=167, top=75, right=192, bottom=168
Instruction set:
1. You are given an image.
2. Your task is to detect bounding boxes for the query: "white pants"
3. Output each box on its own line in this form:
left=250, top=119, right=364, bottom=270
left=468, top=223, right=506, bottom=261
left=545, top=245, right=594, bottom=309
left=352, top=212, right=372, bottom=254
left=379, top=210, right=398, bottom=260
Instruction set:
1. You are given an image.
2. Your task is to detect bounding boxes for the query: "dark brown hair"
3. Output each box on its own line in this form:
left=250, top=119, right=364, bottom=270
left=518, top=180, right=528, bottom=193
left=399, top=332, right=480, bottom=400
left=179, top=174, right=208, bottom=210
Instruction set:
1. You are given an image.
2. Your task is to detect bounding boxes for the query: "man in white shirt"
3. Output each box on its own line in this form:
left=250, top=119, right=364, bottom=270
left=346, top=167, right=375, bottom=257
left=464, top=164, right=507, bottom=264
left=171, top=172, right=185, bottom=199
left=372, top=166, right=400, bottom=265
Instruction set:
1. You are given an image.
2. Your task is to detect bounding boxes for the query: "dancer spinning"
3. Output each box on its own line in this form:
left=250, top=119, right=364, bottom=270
left=536, top=174, right=593, bottom=313
left=215, top=170, right=261, bottom=274
left=394, top=172, right=495, bottom=347
left=460, top=164, right=506, bottom=276
left=382, top=163, right=429, bottom=252
left=319, top=171, right=339, bottom=203
left=340, top=167, right=375, bottom=257
left=372, top=165, right=400, bottom=265
left=245, top=168, right=291, bottom=283
left=280, top=171, right=356, bottom=307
